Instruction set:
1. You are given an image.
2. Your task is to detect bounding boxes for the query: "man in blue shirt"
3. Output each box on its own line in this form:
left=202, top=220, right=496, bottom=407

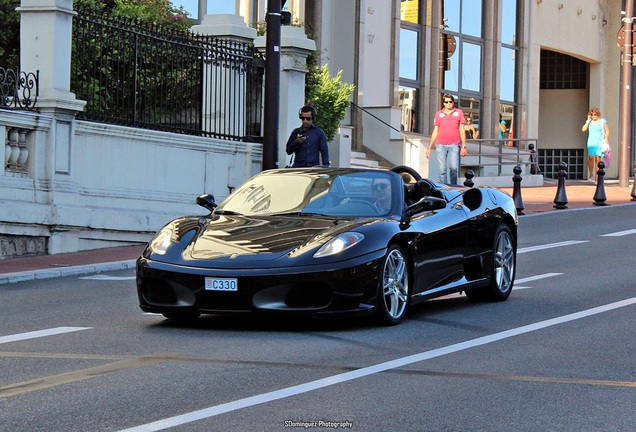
left=285, top=105, right=329, bottom=167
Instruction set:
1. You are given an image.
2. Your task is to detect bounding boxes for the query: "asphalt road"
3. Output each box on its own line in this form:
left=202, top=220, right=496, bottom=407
left=1, top=205, right=635, bottom=432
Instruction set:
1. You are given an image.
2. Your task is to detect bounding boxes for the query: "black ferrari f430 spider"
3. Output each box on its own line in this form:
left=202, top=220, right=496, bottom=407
left=136, top=166, right=517, bottom=325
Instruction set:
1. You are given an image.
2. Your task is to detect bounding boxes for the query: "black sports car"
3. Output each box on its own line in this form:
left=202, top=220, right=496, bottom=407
left=136, top=166, right=517, bottom=325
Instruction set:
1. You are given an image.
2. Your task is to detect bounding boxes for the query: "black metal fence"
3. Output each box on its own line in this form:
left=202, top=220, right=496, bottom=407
left=71, top=8, right=264, bottom=142
left=0, top=67, right=39, bottom=111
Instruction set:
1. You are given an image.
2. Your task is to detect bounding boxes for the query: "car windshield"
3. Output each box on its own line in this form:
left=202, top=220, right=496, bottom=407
left=215, top=170, right=396, bottom=217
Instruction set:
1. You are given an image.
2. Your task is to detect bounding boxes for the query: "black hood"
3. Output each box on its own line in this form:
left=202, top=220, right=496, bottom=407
left=159, top=214, right=368, bottom=266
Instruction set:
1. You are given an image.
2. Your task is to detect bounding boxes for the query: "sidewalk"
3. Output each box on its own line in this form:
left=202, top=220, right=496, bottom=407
left=499, top=179, right=635, bottom=215
left=1, top=179, right=635, bottom=284
left=0, top=245, right=145, bottom=284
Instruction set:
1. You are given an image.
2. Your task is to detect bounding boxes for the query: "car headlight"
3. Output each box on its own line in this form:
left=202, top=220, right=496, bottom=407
left=314, top=232, right=365, bottom=258
left=149, top=227, right=174, bottom=255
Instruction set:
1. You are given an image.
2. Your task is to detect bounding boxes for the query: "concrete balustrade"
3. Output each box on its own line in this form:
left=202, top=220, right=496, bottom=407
left=1, top=2, right=313, bottom=258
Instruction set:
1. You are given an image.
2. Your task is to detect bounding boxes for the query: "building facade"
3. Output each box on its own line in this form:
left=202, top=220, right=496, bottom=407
left=231, top=0, right=632, bottom=180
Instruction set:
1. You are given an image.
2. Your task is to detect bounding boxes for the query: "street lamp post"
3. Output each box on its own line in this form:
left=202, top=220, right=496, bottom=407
left=619, top=2, right=634, bottom=187
left=262, top=0, right=282, bottom=170
left=197, top=0, right=206, bottom=24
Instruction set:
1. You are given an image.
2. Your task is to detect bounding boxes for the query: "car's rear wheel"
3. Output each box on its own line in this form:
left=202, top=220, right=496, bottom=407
left=375, top=245, right=410, bottom=325
left=466, top=224, right=515, bottom=302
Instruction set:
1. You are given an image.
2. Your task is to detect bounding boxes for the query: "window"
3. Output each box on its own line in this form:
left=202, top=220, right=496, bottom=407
left=399, top=2, right=422, bottom=132
left=461, top=2, right=482, bottom=37
left=499, top=0, right=519, bottom=143
left=540, top=50, right=587, bottom=90
left=462, top=42, right=482, bottom=92
left=441, top=0, right=483, bottom=114
left=500, top=0, right=517, bottom=102
left=459, top=97, right=481, bottom=138
left=539, top=149, right=585, bottom=180
left=441, top=0, right=483, bottom=49
left=499, top=103, right=514, bottom=145
left=400, top=28, right=419, bottom=81
left=399, top=86, right=418, bottom=132
left=400, top=0, right=420, bottom=24
left=500, top=47, right=516, bottom=101
left=501, top=0, right=516, bottom=45
left=443, top=0, right=461, bottom=33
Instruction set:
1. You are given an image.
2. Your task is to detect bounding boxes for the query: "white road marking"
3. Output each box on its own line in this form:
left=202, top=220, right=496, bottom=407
left=515, top=273, right=563, bottom=284
left=117, top=297, right=636, bottom=432
left=0, top=327, right=91, bottom=345
left=601, top=228, right=636, bottom=237
left=518, top=240, right=588, bottom=254
left=79, top=275, right=136, bottom=280
left=513, top=273, right=563, bottom=290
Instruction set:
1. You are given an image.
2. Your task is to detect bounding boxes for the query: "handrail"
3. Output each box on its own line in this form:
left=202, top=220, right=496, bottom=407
left=0, top=67, right=39, bottom=111
left=463, top=138, right=541, bottom=175
left=348, top=101, right=540, bottom=176
left=349, top=101, right=419, bottom=146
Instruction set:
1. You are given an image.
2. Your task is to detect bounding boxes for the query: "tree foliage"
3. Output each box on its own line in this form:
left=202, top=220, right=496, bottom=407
left=306, top=64, right=355, bottom=142
left=0, top=0, right=191, bottom=70
left=71, top=0, right=199, bottom=126
left=251, top=21, right=355, bottom=142
left=0, top=0, right=20, bottom=68
left=77, top=0, right=192, bottom=29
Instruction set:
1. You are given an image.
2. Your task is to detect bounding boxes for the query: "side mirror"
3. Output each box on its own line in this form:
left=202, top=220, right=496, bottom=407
left=400, top=196, right=446, bottom=228
left=196, top=193, right=217, bottom=211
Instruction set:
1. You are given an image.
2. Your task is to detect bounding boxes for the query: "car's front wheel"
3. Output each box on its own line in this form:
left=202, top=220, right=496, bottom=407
left=466, top=224, right=515, bottom=302
left=375, top=245, right=410, bottom=325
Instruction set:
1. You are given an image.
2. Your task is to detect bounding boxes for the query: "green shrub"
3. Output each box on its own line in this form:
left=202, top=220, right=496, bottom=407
left=306, top=64, right=355, bottom=141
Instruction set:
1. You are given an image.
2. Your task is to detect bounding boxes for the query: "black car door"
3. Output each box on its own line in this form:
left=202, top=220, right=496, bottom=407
left=407, top=203, right=468, bottom=295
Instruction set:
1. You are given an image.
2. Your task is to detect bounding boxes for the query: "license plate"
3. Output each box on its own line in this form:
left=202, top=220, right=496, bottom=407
left=204, top=277, right=238, bottom=292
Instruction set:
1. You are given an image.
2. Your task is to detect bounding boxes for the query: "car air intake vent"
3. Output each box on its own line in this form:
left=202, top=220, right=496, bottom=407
left=285, top=284, right=332, bottom=308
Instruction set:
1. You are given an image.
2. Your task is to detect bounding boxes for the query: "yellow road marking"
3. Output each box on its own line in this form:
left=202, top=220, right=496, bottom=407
left=0, top=353, right=183, bottom=398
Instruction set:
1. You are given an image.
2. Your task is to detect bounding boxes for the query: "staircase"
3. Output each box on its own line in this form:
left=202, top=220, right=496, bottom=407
left=350, top=151, right=380, bottom=168
left=349, top=146, right=393, bottom=169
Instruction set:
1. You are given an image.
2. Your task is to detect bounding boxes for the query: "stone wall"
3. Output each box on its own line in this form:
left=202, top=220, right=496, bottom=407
left=0, top=3, right=314, bottom=259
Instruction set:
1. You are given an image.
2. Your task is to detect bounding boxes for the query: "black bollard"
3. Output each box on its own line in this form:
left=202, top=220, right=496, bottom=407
left=631, top=162, right=636, bottom=202
left=593, top=160, right=607, bottom=206
left=463, top=169, right=475, bottom=188
left=553, top=162, right=568, bottom=209
left=512, top=165, right=524, bottom=215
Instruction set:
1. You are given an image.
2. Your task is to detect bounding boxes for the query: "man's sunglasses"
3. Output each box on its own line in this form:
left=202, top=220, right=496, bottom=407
left=372, top=183, right=390, bottom=191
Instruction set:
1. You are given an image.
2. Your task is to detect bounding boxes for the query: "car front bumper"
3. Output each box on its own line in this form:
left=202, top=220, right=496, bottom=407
left=136, top=251, right=386, bottom=317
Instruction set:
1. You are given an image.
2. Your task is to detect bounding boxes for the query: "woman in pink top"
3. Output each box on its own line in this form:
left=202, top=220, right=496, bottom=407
left=425, top=94, right=467, bottom=185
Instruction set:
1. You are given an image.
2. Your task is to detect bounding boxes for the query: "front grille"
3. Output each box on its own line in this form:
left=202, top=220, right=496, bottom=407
left=285, top=284, right=332, bottom=308
left=199, top=291, right=251, bottom=311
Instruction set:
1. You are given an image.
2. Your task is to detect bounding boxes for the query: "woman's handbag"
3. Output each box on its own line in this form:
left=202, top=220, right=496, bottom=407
left=601, top=140, right=611, bottom=168
left=601, top=140, right=611, bottom=153
left=602, top=149, right=611, bottom=169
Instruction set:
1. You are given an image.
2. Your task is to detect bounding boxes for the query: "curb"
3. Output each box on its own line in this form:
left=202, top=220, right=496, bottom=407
left=0, top=260, right=136, bottom=285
